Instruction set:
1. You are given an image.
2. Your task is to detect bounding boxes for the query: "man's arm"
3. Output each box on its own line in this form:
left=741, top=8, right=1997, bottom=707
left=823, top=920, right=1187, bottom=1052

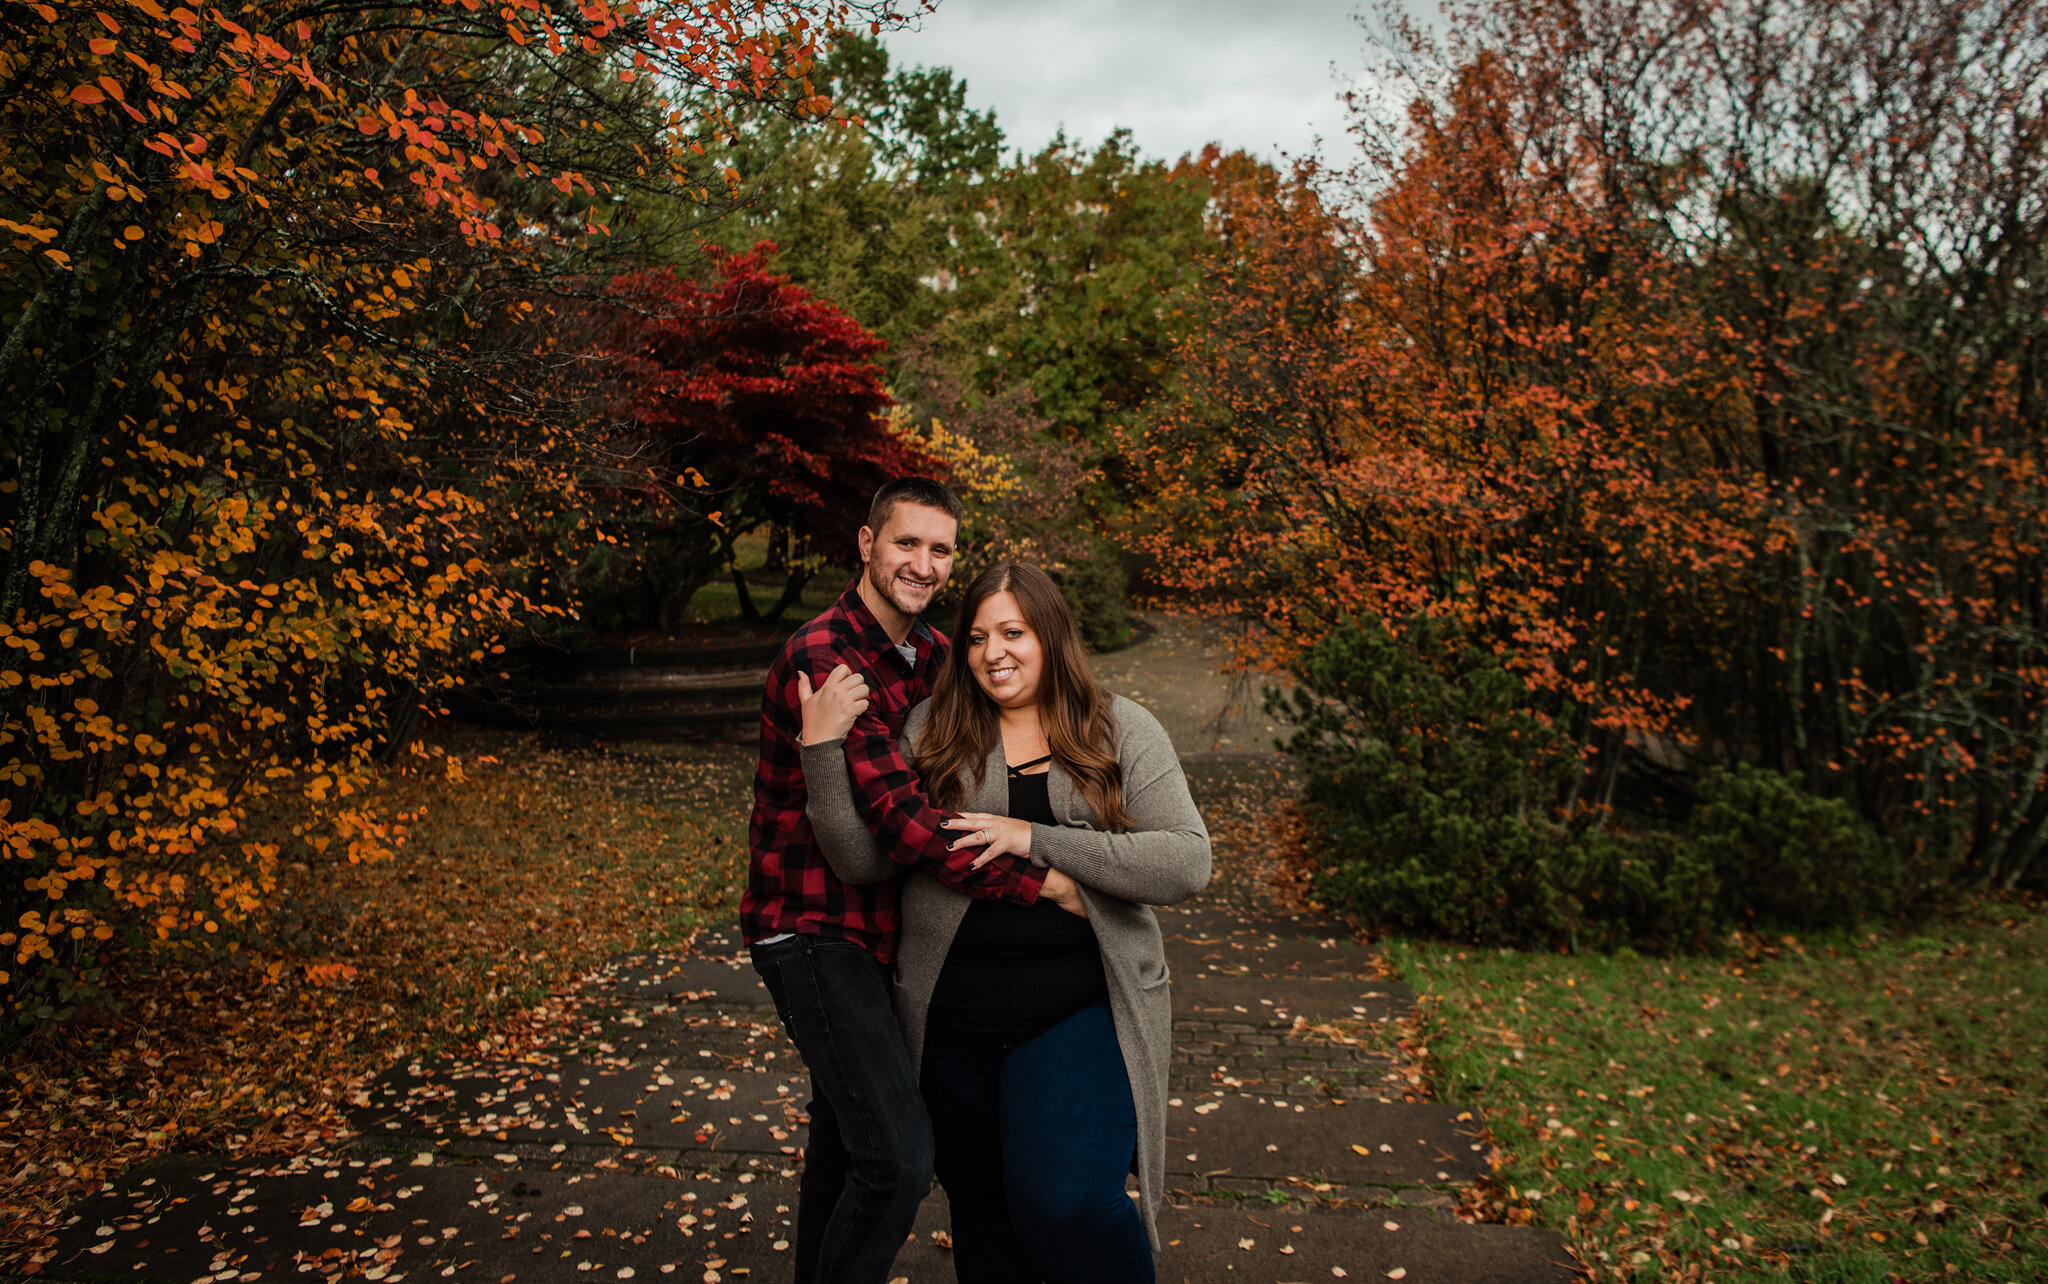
left=839, top=704, right=1045, bottom=904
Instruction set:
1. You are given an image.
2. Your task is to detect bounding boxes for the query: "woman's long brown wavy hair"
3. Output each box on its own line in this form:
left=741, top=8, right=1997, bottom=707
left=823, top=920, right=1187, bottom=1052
left=917, top=563, right=1132, bottom=831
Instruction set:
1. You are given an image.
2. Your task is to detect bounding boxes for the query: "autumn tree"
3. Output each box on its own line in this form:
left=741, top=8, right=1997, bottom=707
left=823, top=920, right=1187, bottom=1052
left=699, top=32, right=1011, bottom=362
left=684, top=50, right=1250, bottom=640
left=1139, top=0, right=2048, bottom=898
left=970, top=130, right=1217, bottom=455
left=0, top=0, right=903, bottom=1022
left=584, top=243, right=937, bottom=629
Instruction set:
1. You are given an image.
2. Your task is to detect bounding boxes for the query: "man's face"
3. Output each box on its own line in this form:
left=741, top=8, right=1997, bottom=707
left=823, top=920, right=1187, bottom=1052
left=859, top=502, right=958, bottom=620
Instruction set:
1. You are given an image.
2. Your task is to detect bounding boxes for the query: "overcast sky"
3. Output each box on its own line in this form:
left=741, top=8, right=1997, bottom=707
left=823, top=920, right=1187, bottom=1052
left=879, top=0, right=1392, bottom=165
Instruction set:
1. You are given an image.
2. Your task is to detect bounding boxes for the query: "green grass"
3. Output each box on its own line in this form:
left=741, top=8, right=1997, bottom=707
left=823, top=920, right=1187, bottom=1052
left=681, top=570, right=845, bottom=625
left=1386, top=910, right=2048, bottom=1281
left=677, top=533, right=849, bottom=625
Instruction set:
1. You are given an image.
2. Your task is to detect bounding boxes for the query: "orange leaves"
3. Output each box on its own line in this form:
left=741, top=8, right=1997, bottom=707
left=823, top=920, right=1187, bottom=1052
left=1137, top=0, right=2048, bottom=889
left=303, top=961, right=358, bottom=986
left=1, top=217, right=57, bottom=243
left=1, top=0, right=884, bottom=1026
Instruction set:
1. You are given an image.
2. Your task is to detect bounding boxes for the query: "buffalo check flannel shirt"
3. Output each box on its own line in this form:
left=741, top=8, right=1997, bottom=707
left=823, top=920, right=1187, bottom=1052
left=741, top=578, right=1046, bottom=962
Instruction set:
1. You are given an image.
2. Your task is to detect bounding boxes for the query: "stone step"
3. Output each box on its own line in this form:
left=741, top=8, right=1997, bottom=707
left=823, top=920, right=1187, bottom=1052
left=1170, top=1026, right=1398, bottom=1100
left=552, top=665, right=768, bottom=695
left=1166, top=1094, right=1492, bottom=1189
left=350, top=1055, right=808, bottom=1161
left=48, top=1157, right=1570, bottom=1284
left=46, top=1154, right=799, bottom=1284
left=586, top=950, right=1412, bottom=1026
left=448, top=699, right=759, bottom=736
left=1171, top=973, right=1414, bottom=1025
left=568, top=642, right=783, bottom=669
left=1152, top=1200, right=1576, bottom=1283
left=581, top=950, right=769, bottom=1011
left=1166, top=934, right=1387, bottom=982
left=1157, top=906, right=1362, bottom=943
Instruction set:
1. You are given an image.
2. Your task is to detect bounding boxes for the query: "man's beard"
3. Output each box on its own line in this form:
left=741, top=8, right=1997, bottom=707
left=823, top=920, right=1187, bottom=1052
left=866, top=561, right=938, bottom=617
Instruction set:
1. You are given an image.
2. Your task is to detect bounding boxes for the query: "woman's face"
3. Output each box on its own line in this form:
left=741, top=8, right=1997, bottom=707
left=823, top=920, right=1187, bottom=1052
left=965, top=590, right=1044, bottom=711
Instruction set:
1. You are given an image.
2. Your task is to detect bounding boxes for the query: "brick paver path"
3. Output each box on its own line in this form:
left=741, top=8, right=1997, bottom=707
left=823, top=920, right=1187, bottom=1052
left=39, top=617, right=1572, bottom=1283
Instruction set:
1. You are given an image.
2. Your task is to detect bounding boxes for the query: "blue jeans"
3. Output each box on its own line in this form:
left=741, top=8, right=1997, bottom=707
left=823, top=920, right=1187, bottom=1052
left=751, top=935, right=934, bottom=1284
left=920, top=1001, right=1155, bottom=1284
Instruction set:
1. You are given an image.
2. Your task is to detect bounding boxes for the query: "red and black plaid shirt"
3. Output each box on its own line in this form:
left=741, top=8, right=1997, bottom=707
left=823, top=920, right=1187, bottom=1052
left=741, top=578, right=1045, bottom=962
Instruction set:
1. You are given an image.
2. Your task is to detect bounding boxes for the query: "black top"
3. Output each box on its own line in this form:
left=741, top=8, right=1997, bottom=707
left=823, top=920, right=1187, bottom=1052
left=925, top=755, right=1109, bottom=1043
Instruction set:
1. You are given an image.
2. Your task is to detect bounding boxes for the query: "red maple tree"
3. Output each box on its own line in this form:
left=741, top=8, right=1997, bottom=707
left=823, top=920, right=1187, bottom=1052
left=593, top=244, right=938, bottom=627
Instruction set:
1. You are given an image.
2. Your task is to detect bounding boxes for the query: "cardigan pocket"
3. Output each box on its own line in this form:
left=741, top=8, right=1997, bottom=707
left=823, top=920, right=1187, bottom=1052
left=1137, top=961, right=1171, bottom=991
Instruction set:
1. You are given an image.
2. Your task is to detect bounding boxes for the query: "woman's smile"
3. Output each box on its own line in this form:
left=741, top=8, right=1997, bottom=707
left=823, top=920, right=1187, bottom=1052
left=967, top=591, right=1043, bottom=708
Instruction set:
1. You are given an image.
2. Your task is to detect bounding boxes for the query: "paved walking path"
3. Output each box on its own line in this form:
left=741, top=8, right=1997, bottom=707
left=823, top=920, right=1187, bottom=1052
left=37, top=616, right=1572, bottom=1283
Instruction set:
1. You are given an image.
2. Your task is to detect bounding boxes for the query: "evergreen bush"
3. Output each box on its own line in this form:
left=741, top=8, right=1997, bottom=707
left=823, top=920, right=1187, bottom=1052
left=1281, top=618, right=1898, bottom=950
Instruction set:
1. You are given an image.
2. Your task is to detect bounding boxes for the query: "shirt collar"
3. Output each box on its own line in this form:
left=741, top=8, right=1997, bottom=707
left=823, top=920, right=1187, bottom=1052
left=835, top=576, right=940, bottom=673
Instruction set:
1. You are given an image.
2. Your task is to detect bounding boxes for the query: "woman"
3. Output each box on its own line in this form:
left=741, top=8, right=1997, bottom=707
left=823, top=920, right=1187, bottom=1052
left=797, top=562, right=1210, bottom=1284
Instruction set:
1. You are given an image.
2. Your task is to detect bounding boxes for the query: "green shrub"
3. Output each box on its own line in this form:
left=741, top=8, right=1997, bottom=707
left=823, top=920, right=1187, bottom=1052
left=1054, top=538, right=1132, bottom=652
left=1688, top=763, right=1900, bottom=927
left=1280, top=617, right=1897, bottom=951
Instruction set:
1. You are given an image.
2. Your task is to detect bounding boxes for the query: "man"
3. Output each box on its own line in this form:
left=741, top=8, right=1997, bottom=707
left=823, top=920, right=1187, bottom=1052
left=741, top=476, right=1085, bottom=1284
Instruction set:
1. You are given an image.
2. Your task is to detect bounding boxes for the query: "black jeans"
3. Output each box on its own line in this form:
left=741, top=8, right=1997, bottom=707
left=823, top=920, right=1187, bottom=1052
left=921, top=1001, right=1154, bottom=1284
left=751, top=934, right=934, bottom=1284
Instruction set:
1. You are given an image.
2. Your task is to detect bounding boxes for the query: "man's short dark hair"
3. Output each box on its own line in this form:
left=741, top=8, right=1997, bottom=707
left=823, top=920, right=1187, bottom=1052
left=867, top=476, right=963, bottom=534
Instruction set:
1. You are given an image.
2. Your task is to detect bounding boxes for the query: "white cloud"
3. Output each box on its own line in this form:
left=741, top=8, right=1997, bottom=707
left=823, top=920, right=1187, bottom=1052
left=880, top=0, right=1386, bottom=163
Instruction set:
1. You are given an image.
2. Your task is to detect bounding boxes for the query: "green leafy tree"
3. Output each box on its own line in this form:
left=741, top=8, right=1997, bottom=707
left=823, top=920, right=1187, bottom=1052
left=978, top=131, right=1216, bottom=453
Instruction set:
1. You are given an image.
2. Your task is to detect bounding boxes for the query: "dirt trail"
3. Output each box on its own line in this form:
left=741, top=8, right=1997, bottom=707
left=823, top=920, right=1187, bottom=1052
left=1088, top=612, right=1291, bottom=758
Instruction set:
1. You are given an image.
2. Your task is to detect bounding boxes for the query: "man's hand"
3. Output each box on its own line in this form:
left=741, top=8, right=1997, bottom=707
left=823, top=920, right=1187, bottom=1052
left=797, top=664, right=869, bottom=746
left=945, top=812, right=1031, bottom=868
left=1040, top=867, right=1088, bottom=919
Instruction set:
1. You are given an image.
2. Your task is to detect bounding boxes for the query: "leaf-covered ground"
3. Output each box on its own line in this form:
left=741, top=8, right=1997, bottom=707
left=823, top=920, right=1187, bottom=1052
left=1387, top=915, right=2048, bottom=1282
left=0, top=730, right=752, bottom=1272
left=3, top=730, right=1320, bottom=1274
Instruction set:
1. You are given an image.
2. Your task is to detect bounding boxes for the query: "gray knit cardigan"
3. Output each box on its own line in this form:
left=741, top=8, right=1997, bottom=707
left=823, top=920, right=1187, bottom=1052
left=800, top=694, right=1211, bottom=1249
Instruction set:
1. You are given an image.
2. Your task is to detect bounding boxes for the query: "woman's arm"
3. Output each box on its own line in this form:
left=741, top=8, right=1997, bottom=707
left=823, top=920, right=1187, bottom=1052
left=1027, top=699, right=1212, bottom=905
left=795, top=664, right=899, bottom=885
left=802, top=737, right=903, bottom=885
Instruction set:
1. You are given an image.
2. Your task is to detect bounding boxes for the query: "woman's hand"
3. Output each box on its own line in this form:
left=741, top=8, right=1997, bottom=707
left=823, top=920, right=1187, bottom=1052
left=944, top=812, right=1032, bottom=868
left=1039, top=867, right=1088, bottom=919
left=796, top=664, right=869, bottom=746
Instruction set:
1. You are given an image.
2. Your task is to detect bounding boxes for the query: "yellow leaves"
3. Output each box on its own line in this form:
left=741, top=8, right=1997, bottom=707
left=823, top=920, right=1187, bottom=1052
left=887, top=410, right=1023, bottom=500
left=1, top=218, right=58, bottom=243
